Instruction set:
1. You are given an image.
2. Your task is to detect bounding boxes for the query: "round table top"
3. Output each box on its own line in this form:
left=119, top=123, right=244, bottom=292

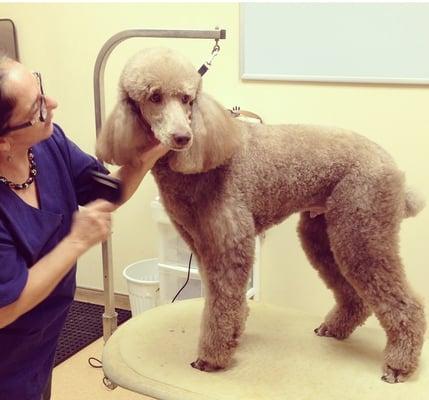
left=103, top=298, right=428, bottom=400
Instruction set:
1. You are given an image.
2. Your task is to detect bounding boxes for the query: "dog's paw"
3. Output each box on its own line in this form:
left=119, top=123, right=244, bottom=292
left=314, top=323, right=348, bottom=339
left=381, top=365, right=409, bottom=384
left=190, top=358, right=222, bottom=372
left=314, top=323, right=336, bottom=338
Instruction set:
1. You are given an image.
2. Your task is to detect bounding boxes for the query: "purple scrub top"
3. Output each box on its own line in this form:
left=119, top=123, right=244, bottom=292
left=0, top=124, right=108, bottom=399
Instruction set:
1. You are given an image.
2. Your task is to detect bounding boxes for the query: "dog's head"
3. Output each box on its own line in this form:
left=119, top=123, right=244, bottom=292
left=96, top=47, right=242, bottom=173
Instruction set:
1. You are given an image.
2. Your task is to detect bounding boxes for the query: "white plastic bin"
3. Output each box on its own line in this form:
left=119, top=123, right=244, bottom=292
left=158, top=262, right=203, bottom=304
left=123, top=258, right=160, bottom=316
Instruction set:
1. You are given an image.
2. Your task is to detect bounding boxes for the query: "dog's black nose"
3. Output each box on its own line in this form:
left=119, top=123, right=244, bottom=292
left=173, top=133, right=191, bottom=146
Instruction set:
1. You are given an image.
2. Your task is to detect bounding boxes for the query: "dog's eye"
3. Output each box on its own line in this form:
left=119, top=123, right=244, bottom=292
left=181, top=95, right=191, bottom=104
left=149, top=93, right=162, bottom=104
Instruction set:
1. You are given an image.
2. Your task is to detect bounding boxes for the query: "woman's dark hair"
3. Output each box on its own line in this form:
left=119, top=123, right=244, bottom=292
left=0, top=52, right=16, bottom=136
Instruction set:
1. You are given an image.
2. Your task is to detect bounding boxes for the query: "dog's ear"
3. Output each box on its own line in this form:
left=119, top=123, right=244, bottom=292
left=96, top=97, right=150, bottom=166
left=169, top=92, right=242, bottom=174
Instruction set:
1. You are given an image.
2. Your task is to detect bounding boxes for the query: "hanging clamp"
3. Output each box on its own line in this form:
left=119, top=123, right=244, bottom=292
left=198, top=39, right=221, bottom=77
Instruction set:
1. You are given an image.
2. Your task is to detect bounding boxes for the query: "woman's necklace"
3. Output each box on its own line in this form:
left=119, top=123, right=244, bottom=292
left=0, top=148, right=37, bottom=190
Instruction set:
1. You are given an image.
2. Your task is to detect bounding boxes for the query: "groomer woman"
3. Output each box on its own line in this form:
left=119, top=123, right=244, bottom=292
left=0, top=53, right=168, bottom=400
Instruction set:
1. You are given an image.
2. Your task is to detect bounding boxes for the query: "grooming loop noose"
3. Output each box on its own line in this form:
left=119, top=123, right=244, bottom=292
left=93, top=27, right=226, bottom=390
left=198, top=37, right=221, bottom=76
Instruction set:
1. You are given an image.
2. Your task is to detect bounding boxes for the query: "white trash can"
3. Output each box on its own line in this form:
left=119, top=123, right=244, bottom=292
left=123, top=258, right=160, bottom=317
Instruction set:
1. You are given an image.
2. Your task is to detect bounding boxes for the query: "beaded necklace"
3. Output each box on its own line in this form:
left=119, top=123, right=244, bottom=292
left=0, top=148, right=37, bottom=190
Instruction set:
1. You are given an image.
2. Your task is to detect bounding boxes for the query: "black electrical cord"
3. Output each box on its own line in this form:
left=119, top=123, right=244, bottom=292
left=88, top=357, right=116, bottom=389
left=171, top=253, right=193, bottom=303
left=88, top=357, right=102, bottom=368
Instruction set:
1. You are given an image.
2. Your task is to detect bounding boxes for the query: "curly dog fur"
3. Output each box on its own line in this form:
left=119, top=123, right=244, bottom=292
left=96, top=47, right=426, bottom=383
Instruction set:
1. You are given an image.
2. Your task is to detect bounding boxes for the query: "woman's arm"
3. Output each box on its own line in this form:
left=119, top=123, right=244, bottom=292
left=0, top=200, right=114, bottom=329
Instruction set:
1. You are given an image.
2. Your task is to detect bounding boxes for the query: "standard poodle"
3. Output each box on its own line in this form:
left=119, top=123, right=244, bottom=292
left=96, top=47, right=426, bottom=383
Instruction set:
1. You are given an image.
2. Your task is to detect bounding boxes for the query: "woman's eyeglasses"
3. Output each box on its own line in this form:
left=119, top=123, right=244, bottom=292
left=3, top=72, right=47, bottom=134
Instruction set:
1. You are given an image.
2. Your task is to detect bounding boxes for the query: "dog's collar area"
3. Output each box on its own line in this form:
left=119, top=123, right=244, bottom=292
left=126, top=96, right=140, bottom=114
left=127, top=97, right=156, bottom=137
left=137, top=113, right=155, bottom=138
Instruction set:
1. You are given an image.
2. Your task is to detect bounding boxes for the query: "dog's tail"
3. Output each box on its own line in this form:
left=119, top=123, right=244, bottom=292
left=404, top=187, right=426, bottom=218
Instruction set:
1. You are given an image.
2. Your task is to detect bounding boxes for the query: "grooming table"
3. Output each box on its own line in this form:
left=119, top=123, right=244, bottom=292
left=102, top=298, right=428, bottom=400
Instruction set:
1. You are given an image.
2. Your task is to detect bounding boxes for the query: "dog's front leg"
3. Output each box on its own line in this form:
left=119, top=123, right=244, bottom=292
left=191, top=235, right=254, bottom=372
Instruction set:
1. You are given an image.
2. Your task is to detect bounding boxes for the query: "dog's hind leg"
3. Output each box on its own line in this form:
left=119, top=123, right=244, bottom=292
left=326, top=171, right=426, bottom=383
left=298, top=212, right=372, bottom=339
left=190, top=226, right=254, bottom=372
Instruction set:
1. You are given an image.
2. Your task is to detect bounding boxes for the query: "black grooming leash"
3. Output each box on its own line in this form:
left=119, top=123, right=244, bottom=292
left=198, top=39, right=221, bottom=76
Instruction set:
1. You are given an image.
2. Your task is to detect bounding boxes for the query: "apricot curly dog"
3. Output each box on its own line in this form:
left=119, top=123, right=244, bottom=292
left=96, top=47, right=426, bottom=383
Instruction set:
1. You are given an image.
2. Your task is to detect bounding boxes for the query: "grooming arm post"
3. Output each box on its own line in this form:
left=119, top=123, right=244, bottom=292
left=93, top=28, right=226, bottom=343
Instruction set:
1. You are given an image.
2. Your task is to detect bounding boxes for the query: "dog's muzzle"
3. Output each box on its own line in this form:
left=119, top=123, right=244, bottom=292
left=172, top=132, right=191, bottom=147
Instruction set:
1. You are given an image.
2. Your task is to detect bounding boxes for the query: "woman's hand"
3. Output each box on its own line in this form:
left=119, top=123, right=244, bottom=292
left=110, top=143, right=169, bottom=207
left=136, top=142, right=170, bottom=169
left=66, top=199, right=115, bottom=252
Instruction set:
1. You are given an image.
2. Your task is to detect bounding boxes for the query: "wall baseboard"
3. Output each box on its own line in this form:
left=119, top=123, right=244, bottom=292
left=75, top=287, right=131, bottom=311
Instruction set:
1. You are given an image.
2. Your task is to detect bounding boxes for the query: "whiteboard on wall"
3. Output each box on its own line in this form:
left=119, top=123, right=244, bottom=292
left=240, top=3, right=429, bottom=84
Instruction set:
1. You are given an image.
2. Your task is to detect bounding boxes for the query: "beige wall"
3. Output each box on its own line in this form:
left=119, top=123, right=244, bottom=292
left=2, top=3, right=428, bottom=329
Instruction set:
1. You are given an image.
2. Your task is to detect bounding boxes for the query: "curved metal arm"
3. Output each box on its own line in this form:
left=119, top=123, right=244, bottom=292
left=93, top=28, right=226, bottom=344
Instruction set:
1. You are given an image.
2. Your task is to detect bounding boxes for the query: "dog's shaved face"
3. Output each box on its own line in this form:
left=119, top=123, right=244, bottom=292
left=119, top=48, right=201, bottom=151
left=137, top=85, right=195, bottom=151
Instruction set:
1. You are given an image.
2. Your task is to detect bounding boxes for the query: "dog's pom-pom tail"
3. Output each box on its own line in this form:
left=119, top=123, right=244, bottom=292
left=404, top=187, right=426, bottom=218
